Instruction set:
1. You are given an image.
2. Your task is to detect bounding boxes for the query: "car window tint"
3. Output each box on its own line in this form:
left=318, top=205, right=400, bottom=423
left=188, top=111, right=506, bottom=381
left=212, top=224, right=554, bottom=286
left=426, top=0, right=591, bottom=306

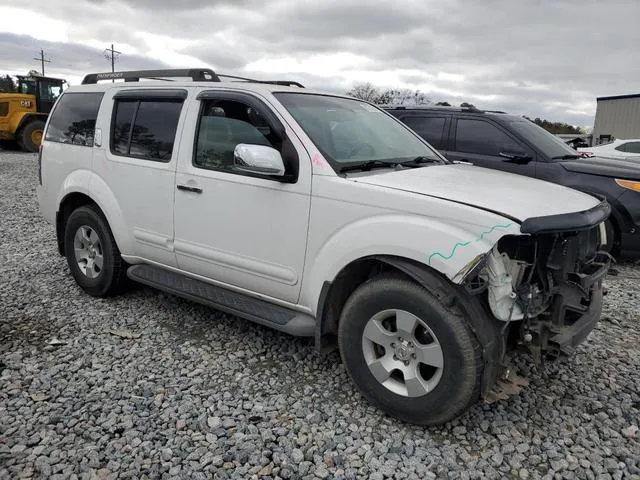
left=111, top=99, right=183, bottom=161
left=614, top=143, right=628, bottom=152
left=402, top=116, right=446, bottom=150
left=194, top=100, right=277, bottom=172
left=455, top=119, right=520, bottom=156
left=44, top=92, right=104, bottom=146
left=624, top=142, right=640, bottom=154
left=112, top=100, right=136, bottom=156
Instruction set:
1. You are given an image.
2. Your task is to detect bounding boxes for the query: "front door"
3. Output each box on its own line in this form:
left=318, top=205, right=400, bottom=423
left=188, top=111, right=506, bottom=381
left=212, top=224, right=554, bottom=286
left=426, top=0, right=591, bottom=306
left=173, top=90, right=312, bottom=304
left=447, top=117, right=537, bottom=177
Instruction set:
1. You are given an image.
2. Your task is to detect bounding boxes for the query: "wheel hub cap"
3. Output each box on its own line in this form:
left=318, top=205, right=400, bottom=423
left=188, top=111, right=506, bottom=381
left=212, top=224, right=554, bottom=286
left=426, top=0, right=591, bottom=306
left=361, top=309, right=444, bottom=398
left=394, top=340, right=414, bottom=362
left=73, top=225, right=104, bottom=279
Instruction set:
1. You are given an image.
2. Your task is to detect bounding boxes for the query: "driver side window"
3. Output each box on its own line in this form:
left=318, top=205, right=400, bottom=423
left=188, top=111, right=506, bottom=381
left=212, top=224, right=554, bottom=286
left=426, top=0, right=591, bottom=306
left=194, top=99, right=281, bottom=172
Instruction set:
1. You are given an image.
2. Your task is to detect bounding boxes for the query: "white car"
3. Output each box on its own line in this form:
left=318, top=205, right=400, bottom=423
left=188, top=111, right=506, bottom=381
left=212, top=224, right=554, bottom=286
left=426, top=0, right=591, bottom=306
left=578, top=138, right=640, bottom=161
left=36, top=68, right=611, bottom=426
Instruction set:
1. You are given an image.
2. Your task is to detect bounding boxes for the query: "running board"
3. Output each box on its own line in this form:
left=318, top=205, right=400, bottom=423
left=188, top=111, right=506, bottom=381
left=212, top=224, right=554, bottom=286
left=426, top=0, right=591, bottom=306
left=127, top=264, right=315, bottom=336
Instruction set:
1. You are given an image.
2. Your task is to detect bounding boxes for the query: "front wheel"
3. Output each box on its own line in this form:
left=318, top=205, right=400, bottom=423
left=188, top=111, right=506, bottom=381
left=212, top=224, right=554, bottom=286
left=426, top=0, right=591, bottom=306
left=338, top=274, right=483, bottom=426
left=63, top=205, right=128, bottom=297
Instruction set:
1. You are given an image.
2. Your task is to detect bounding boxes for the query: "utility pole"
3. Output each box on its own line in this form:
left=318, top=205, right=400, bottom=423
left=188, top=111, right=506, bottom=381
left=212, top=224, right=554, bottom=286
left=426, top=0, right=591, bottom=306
left=103, top=44, right=122, bottom=81
left=32, top=49, right=51, bottom=75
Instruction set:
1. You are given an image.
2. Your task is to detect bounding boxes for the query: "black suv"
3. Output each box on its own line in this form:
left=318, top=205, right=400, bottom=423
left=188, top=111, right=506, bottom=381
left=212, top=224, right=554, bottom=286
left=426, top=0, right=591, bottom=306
left=386, top=106, right=640, bottom=257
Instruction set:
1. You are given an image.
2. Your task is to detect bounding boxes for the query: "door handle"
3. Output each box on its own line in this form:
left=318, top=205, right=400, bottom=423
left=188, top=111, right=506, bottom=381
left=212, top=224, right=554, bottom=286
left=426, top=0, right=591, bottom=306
left=177, top=184, right=202, bottom=194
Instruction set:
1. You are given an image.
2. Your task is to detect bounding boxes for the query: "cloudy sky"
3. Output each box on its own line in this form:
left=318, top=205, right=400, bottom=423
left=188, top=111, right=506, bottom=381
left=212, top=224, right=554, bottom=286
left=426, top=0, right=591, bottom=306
left=1, top=0, right=638, bottom=128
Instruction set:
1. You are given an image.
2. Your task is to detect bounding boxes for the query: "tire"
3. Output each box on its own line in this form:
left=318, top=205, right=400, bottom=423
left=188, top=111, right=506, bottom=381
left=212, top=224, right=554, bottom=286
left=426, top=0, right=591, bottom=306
left=63, top=205, right=128, bottom=297
left=18, top=120, right=46, bottom=153
left=600, top=218, right=618, bottom=256
left=338, top=274, right=483, bottom=426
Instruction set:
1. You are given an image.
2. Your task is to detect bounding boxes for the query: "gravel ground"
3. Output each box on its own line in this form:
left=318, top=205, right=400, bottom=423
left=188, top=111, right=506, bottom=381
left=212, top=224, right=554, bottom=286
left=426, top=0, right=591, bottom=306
left=1, top=151, right=639, bottom=480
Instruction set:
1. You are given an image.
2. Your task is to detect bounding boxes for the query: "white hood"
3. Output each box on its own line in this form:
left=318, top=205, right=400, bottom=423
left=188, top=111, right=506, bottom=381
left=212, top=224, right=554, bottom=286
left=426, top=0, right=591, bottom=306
left=351, top=163, right=600, bottom=222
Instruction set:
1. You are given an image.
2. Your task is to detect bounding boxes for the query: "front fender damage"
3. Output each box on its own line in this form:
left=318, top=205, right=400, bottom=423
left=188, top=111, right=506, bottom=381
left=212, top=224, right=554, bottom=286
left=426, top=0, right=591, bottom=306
left=450, top=203, right=611, bottom=403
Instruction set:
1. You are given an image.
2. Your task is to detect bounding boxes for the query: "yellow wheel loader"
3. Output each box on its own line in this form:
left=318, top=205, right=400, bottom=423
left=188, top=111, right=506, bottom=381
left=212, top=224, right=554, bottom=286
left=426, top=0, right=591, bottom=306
left=0, top=74, right=66, bottom=152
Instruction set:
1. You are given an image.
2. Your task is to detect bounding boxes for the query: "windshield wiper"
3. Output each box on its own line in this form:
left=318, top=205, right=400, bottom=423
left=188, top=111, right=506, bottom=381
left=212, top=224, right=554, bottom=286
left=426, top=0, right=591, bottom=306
left=339, top=157, right=442, bottom=174
left=397, top=156, right=443, bottom=167
left=339, top=160, right=398, bottom=173
left=551, top=154, right=580, bottom=160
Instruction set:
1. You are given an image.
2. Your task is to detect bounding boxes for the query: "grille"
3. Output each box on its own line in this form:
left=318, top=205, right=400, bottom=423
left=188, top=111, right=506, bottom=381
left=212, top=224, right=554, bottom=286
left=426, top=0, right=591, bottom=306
left=0, top=102, right=8, bottom=117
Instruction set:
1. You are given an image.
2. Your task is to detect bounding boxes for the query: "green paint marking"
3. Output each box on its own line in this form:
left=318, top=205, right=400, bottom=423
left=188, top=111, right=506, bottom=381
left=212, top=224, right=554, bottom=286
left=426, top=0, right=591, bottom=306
left=427, top=223, right=515, bottom=266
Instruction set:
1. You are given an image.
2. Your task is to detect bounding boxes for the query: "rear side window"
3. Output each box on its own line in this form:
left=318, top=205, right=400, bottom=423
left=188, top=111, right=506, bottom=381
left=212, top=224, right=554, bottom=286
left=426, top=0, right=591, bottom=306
left=454, top=119, right=520, bottom=156
left=111, top=99, right=183, bottom=161
left=44, top=92, right=104, bottom=146
left=402, top=116, right=446, bottom=150
left=625, top=142, right=640, bottom=154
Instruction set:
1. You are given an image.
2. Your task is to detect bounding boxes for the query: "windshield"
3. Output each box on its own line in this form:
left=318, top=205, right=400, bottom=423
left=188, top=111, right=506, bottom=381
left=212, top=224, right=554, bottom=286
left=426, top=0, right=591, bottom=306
left=273, top=92, right=445, bottom=170
left=507, top=119, right=580, bottom=159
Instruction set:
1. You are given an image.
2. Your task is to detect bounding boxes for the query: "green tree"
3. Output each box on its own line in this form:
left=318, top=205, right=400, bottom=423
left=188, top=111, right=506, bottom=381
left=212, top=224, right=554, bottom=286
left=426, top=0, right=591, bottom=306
left=345, top=83, right=431, bottom=105
left=523, top=116, right=584, bottom=134
left=435, top=101, right=451, bottom=106
left=460, top=102, right=476, bottom=108
left=0, top=74, right=16, bottom=92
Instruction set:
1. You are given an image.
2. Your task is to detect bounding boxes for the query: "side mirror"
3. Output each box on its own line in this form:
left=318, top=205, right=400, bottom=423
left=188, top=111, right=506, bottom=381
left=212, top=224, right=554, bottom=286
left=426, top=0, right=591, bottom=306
left=233, top=144, right=285, bottom=176
left=499, top=151, right=533, bottom=164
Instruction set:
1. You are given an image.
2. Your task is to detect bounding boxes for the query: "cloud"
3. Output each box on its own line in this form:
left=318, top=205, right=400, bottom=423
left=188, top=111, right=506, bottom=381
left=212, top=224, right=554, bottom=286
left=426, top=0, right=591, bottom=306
left=1, top=0, right=638, bottom=127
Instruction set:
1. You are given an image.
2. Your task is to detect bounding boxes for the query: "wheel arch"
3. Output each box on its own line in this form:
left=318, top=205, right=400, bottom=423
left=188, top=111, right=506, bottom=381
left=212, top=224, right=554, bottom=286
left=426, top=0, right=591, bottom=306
left=56, top=178, right=130, bottom=257
left=315, top=254, right=504, bottom=397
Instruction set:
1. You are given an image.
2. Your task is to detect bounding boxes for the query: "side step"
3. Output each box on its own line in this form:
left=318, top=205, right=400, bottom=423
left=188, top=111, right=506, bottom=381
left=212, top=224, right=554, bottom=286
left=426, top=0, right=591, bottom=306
left=127, top=264, right=315, bottom=337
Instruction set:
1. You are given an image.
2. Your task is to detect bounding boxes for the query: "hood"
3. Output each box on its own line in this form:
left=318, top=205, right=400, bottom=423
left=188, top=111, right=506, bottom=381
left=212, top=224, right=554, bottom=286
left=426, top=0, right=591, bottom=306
left=350, top=163, right=600, bottom=223
left=560, top=156, right=640, bottom=180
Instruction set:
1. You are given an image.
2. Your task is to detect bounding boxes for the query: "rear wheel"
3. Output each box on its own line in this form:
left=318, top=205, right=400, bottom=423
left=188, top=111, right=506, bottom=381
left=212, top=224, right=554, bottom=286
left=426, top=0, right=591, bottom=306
left=18, top=120, right=45, bottom=153
left=338, top=274, right=483, bottom=426
left=63, top=205, right=128, bottom=297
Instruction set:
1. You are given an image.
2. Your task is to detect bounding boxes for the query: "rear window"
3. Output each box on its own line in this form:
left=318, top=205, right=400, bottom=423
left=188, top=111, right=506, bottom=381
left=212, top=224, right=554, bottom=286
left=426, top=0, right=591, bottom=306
left=44, top=92, right=104, bottom=146
left=401, top=116, right=446, bottom=150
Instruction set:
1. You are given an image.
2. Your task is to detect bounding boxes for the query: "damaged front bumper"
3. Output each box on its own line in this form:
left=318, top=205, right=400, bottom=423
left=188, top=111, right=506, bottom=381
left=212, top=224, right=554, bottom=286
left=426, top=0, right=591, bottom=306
left=462, top=199, right=612, bottom=376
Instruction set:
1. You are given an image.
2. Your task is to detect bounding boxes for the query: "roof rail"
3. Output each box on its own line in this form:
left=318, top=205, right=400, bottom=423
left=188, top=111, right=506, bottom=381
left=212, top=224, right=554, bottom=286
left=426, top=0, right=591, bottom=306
left=216, top=74, right=304, bottom=88
left=81, top=68, right=220, bottom=84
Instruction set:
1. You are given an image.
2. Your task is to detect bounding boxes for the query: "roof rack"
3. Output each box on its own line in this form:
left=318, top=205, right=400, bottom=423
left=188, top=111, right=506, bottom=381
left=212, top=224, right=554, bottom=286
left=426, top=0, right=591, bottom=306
left=216, top=74, right=304, bottom=88
left=81, top=68, right=305, bottom=88
left=82, top=68, right=220, bottom=84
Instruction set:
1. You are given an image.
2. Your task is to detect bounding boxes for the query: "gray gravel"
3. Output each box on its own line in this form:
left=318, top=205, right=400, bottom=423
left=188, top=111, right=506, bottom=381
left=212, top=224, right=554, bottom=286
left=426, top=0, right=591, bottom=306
left=1, top=151, right=639, bottom=479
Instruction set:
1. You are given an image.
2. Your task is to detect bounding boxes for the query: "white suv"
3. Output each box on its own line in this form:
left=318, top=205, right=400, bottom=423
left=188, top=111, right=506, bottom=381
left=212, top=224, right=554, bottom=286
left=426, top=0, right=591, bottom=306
left=37, top=68, right=611, bottom=426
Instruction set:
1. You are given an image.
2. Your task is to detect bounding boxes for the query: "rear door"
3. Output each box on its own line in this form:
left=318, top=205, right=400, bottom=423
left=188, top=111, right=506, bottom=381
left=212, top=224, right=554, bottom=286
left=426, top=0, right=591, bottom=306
left=92, top=88, right=190, bottom=267
left=395, top=114, right=450, bottom=154
left=447, top=116, right=537, bottom=177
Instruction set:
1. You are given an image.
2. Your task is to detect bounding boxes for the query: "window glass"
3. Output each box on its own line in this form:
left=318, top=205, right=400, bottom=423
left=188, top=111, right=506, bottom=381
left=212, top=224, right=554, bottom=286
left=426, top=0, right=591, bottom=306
left=38, top=81, right=62, bottom=102
left=194, top=100, right=277, bottom=171
left=614, top=143, right=628, bottom=152
left=111, top=99, right=183, bottom=161
left=112, top=100, right=136, bottom=156
left=625, top=142, right=640, bottom=154
left=402, top=116, right=446, bottom=150
left=44, top=92, right=103, bottom=146
left=507, top=119, right=582, bottom=159
left=129, top=101, right=182, bottom=160
left=273, top=93, right=443, bottom=168
left=455, top=119, right=521, bottom=156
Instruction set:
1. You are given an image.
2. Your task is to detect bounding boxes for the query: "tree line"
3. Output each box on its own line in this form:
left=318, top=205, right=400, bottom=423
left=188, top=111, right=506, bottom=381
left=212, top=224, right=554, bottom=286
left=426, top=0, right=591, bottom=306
left=345, top=82, right=584, bottom=134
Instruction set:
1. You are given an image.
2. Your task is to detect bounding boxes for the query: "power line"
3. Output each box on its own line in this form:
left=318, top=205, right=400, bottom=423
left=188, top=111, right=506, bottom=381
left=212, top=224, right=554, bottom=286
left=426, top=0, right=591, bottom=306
left=33, top=49, right=51, bottom=75
left=103, top=43, right=122, bottom=82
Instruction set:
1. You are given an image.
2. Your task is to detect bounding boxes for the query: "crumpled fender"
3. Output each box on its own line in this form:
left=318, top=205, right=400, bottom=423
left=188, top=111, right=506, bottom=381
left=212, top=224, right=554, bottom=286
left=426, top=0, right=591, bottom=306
left=300, top=212, right=522, bottom=313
